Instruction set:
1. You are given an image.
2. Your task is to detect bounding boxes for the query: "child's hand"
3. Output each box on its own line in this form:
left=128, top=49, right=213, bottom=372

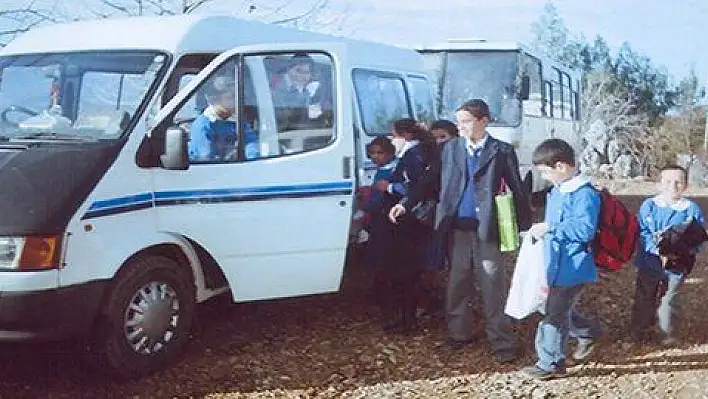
left=375, top=179, right=390, bottom=192
left=353, top=210, right=367, bottom=221
left=388, top=204, right=406, bottom=224
left=529, top=222, right=549, bottom=240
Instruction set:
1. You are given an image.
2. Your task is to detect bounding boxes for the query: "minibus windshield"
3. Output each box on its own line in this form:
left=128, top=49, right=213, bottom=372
left=0, top=51, right=166, bottom=141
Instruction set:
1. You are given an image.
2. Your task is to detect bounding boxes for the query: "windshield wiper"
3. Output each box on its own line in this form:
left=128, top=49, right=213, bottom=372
left=0, top=136, right=9, bottom=141
left=16, top=132, right=94, bottom=141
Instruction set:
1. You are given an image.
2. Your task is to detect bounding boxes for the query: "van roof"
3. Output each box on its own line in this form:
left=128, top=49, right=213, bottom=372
left=0, top=14, right=333, bottom=55
left=1, top=14, right=424, bottom=73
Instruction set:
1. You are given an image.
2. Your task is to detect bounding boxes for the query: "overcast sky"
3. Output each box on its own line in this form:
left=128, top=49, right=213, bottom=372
left=311, top=0, right=708, bottom=85
left=4, top=0, right=707, bottom=84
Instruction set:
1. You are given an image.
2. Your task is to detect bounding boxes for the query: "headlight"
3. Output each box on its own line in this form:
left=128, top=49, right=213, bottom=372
left=0, top=237, right=24, bottom=269
left=0, top=236, right=61, bottom=271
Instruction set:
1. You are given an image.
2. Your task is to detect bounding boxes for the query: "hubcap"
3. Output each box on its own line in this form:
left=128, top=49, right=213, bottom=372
left=123, top=281, right=181, bottom=355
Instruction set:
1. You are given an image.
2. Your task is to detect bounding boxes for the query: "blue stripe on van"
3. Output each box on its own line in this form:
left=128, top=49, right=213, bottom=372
left=81, top=181, right=353, bottom=220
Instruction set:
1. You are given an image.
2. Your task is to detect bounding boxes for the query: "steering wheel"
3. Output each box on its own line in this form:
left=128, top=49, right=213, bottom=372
left=1, top=105, right=39, bottom=127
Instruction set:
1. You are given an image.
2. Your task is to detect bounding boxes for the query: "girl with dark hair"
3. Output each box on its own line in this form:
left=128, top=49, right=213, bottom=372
left=360, top=137, right=399, bottom=310
left=375, top=118, right=438, bottom=333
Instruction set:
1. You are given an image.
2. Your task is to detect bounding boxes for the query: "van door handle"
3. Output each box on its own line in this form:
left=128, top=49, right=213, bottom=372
left=342, top=156, right=352, bottom=179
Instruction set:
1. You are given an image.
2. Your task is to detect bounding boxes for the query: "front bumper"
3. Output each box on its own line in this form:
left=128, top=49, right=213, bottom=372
left=0, top=280, right=108, bottom=341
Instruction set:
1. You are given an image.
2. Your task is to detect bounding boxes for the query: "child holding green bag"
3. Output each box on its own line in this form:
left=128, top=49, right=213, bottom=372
left=389, top=99, right=531, bottom=363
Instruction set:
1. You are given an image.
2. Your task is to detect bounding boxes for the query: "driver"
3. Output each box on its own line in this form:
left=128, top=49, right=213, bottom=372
left=188, top=74, right=259, bottom=162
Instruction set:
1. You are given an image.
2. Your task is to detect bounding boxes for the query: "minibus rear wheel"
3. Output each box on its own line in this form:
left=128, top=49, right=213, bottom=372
left=89, top=255, right=196, bottom=379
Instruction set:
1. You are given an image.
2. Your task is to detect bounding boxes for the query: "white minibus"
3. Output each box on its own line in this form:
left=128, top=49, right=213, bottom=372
left=0, top=14, right=435, bottom=378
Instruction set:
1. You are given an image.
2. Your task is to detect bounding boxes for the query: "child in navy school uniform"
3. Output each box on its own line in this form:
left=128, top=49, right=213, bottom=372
left=418, top=119, right=459, bottom=316
left=359, top=137, right=398, bottom=315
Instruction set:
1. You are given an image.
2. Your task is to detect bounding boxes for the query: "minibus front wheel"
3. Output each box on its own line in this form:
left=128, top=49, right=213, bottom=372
left=88, top=254, right=196, bottom=379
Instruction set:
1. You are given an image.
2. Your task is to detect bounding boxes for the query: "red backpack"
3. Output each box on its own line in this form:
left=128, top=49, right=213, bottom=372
left=593, top=188, right=639, bottom=272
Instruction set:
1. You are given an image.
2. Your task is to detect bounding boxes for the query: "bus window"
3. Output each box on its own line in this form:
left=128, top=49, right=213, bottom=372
left=543, top=81, right=553, bottom=118
left=552, top=68, right=564, bottom=119
left=353, top=70, right=411, bottom=136
left=437, top=51, right=521, bottom=126
left=573, top=78, right=581, bottom=120
left=521, top=54, right=543, bottom=116
left=562, top=72, right=572, bottom=120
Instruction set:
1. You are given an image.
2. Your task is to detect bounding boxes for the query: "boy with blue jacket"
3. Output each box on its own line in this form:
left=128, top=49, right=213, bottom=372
left=521, top=139, right=603, bottom=380
left=630, top=165, right=706, bottom=346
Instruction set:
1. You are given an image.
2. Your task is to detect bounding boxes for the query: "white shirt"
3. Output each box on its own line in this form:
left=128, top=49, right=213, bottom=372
left=398, top=139, right=419, bottom=158
left=465, top=133, right=489, bottom=156
left=387, top=140, right=419, bottom=194
left=557, top=174, right=591, bottom=193
left=651, top=196, right=691, bottom=211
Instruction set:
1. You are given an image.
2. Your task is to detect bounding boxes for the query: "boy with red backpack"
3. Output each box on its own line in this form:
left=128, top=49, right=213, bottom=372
left=630, top=165, right=706, bottom=346
left=520, top=139, right=603, bottom=380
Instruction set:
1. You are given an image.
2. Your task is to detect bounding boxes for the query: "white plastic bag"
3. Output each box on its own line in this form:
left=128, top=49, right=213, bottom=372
left=504, top=234, right=548, bottom=320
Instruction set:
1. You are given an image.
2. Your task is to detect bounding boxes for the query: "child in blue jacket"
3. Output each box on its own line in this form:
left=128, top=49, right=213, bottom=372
left=630, top=165, right=706, bottom=346
left=521, top=138, right=603, bottom=380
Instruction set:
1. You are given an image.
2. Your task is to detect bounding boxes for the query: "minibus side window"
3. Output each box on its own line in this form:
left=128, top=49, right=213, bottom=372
left=173, top=74, right=200, bottom=122
left=264, top=52, right=335, bottom=155
left=166, top=60, right=242, bottom=163
left=408, top=75, right=435, bottom=126
left=167, top=52, right=335, bottom=164
left=353, top=70, right=411, bottom=136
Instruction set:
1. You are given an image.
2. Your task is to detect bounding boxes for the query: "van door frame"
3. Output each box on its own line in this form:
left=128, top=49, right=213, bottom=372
left=149, top=43, right=356, bottom=302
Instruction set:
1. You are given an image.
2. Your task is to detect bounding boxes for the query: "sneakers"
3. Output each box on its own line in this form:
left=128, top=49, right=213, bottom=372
left=572, top=338, right=596, bottom=361
left=660, top=336, right=679, bottom=347
left=520, top=365, right=567, bottom=380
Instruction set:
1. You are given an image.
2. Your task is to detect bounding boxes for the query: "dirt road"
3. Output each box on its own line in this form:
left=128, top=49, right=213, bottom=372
left=1, top=195, right=707, bottom=398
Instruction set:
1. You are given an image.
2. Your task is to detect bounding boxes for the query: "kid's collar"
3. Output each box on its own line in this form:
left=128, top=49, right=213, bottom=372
left=398, top=140, right=419, bottom=157
left=557, top=174, right=591, bottom=193
left=380, top=158, right=399, bottom=170
left=203, top=105, right=224, bottom=122
left=464, top=132, right=489, bottom=152
left=651, top=196, right=691, bottom=211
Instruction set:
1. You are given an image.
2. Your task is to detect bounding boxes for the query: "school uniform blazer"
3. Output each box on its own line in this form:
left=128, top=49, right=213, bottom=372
left=401, top=135, right=531, bottom=243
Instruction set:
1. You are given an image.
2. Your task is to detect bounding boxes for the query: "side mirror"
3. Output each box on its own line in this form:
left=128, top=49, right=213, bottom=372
left=519, top=75, right=531, bottom=100
left=160, top=126, right=189, bottom=170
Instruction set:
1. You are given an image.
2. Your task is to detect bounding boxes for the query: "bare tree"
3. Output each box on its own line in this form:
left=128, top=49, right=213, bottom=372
left=579, top=70, right=653, bottom=177
left=85, top=0, right=241, bottom=17
left=1, top=1, right=68, bottom=46
left=1, top=0, right=351, bottom=47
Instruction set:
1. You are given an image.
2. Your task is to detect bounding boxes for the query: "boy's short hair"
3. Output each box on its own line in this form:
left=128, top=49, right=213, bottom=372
left=532, top=138, right=576, bottom=167
left=456, top=99, right=490, bottom=119
left=659, top=164, right=689, bottom=183
left=366, top=136, right=396, bottom=156
left=289, top=52, right=315, bottom=70
left=430, top=119, right=459, bottom=137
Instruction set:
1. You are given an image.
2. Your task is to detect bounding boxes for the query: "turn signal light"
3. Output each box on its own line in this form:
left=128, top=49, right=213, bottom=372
left=18, top=236, right=61, bottom=270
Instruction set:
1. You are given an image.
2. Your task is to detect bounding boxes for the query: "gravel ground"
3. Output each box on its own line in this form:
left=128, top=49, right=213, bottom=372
left=1, top=195, right=708, bottom=398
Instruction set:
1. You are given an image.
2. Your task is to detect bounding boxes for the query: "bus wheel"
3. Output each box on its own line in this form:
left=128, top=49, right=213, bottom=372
left=88, top=255, right=195, bottom=379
